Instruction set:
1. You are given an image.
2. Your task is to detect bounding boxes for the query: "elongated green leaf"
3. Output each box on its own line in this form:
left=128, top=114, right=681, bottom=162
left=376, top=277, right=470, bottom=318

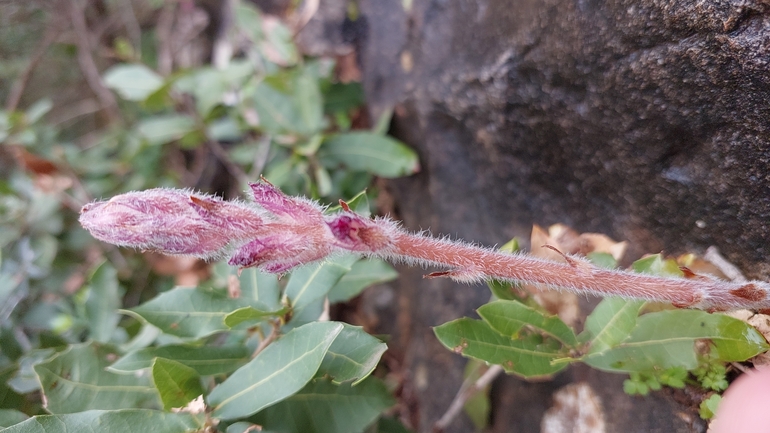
left=237, top=267, right=281, bottom=311
left=152, top=358, right=204, bottom=411
left=108, top=345, right=249, bottom=376
left=1, top=409, right=205, bottom=433
left=285, top=256, right=357, bottom=312
left=295, top=71, right=324, bottom=134
left=478, top=300, right=577, bottom=347
left=34, top=343, right=160, bottom=413
left=208, top=322, right=344, bottom=420
left=250, top=377, right=394, bottom=433
left=434, top=318, right=568, bottom=378
left=250, top=82, right=303, bottom=135
left=584, top=310, right=770, bottom=372
left=136, top=115, right=197, bottom=146
left=318, top=324, right=387, bottom=384
left=127, top=287, right=268, bottom=339
left=580, top=298, right=645, bottom=353
left=318, top=132, right=419, bottom=178
left=328, top=259, right=398, bottom=304
left=103, top=64, right=164, bottom=101
left=224, top=306, right=283, bottom=328
left=84, top=262, right=122, bottom=343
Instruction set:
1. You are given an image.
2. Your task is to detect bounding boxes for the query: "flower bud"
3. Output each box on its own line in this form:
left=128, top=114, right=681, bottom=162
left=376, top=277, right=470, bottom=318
left=79, top=189, right=263, bottom=259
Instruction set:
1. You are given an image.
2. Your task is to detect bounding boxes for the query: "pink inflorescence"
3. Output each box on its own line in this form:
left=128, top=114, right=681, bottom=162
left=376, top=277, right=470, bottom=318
left=79, top=181, right=394, bottom=274
left=80, top=180, right=770, bottom=310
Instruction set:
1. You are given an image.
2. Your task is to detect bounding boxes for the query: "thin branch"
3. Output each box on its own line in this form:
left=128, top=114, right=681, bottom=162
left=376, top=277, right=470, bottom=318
left=705, top=246, right=747, bottom=283
left=291, top=0, right=320, bottom=35
left=433, top=365, right=503, bottom=432
left=118, top=0, right=142, bottom=59
left=68, top=0, right=120, bottom=122
left=5, top=26, right=61, bottom=112
left=252, top=319, right=281, bottom=358
left=206, top=139, right=251, bottom=186
left=155, top=1, right=176, bottom=76
left=247, top=134, right=272, bottom=180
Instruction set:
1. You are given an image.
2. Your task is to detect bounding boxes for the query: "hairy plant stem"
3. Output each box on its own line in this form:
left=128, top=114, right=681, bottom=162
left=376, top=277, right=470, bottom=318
left=390, top=232, right=770, bottom=311
left=79, top=183, right=770, bottom=312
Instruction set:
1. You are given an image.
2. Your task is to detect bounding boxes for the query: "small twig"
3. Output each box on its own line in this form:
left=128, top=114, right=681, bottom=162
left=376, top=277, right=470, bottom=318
left=730, top=362, right=750, bottom=374
left=155, top=1, right=176, bottom=76
left=252, top=319, right=281, bottom=358
left=211, top=0, right=234, bottom=69
left=5, top=25, right=61, bottom=112
left=206, top=139, right=251, bottom=186
left=118, top=0, right=142, bottom=59
left=68, top=0, right=120, bottom=122
left=291, top=0, right=320, bottom=35
left=49, top=99, right=101, bottom=126
left=433, top=365, right=503, bottom=432
left=705, top=246, right=747, bottom=283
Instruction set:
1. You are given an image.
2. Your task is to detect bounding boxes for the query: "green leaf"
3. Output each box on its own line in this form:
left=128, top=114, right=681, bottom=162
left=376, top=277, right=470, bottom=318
left=318, top=132, right=419, bottom=178
left=295, top=71, right=324, bottom=134
left=1, top=409, right=205, bottom=433
left=226, top=265, right=281, bottom=311
left=136, top=114, right=197, bottom=146
left=152, top=358, right=205, bottom=411
left=318, top=324, right=387, bottom=384
left=434, top=318, right=568, bottom=378
left=580, top=297, right=645, bottom=353
left=108, top=344, right=249, bottom=376
left=224, top=306, right=283, bottom=328
left=103, top=64, right=164, bottom=101
left=632, top=254, right=683, bottom=277
left=249, top=377, right=394, bottom=433
left=126, top=287, right=267, bottom=339
left=478, top=300, right=578, bottom=347
left=328, top=259, right=398, bottom=304
left=323, top=82, right=365, bottom=114
left=0, top=409, right=28, bottom=427
left=699, top=394, right=721, bottom=419
left=7, top=348, right=56, bottom=394
left=207, top=321, right=344, bottom=420
left=250, top=82, right=304, bottom=135
left=260, top=17, right=299, bottom=66
left=586, top=252, right=618, bottom=269
left=84, top=262, right=122, bottom=343
left=285, top=256, right=357, bottom=316
left=584, top=310, right=770, bottom=372
left=34, top=343, right=160, bottom=413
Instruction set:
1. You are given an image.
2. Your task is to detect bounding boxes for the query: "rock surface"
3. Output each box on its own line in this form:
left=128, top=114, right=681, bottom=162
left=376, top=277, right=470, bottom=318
left=349, top=0, right=770, bottom=431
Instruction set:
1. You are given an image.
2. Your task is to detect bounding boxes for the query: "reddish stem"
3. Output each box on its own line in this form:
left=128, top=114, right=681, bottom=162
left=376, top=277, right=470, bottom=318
left=392, top=232, right=770, bottom=311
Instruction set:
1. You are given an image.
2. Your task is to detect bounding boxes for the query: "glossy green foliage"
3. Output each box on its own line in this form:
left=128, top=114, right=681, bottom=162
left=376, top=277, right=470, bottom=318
left=436, top=251, right=769, bottom=417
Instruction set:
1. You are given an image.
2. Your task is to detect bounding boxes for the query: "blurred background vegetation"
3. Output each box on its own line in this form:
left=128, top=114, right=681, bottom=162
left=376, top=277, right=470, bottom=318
left=0, top=0, right=418, bottom=427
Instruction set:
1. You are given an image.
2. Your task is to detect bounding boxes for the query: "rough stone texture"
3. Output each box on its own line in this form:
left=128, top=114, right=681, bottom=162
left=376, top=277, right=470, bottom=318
left=350, top=0, right=770, bottom=431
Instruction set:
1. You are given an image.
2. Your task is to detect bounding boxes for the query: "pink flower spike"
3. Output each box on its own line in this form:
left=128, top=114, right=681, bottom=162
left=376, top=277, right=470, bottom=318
left=79, top=189, right=263, bottom=259
left=80, top=182, right=770, bottom=311
left=249, top=181, right=323, bottom=223
left=325, top=212, right=397, bottom=253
